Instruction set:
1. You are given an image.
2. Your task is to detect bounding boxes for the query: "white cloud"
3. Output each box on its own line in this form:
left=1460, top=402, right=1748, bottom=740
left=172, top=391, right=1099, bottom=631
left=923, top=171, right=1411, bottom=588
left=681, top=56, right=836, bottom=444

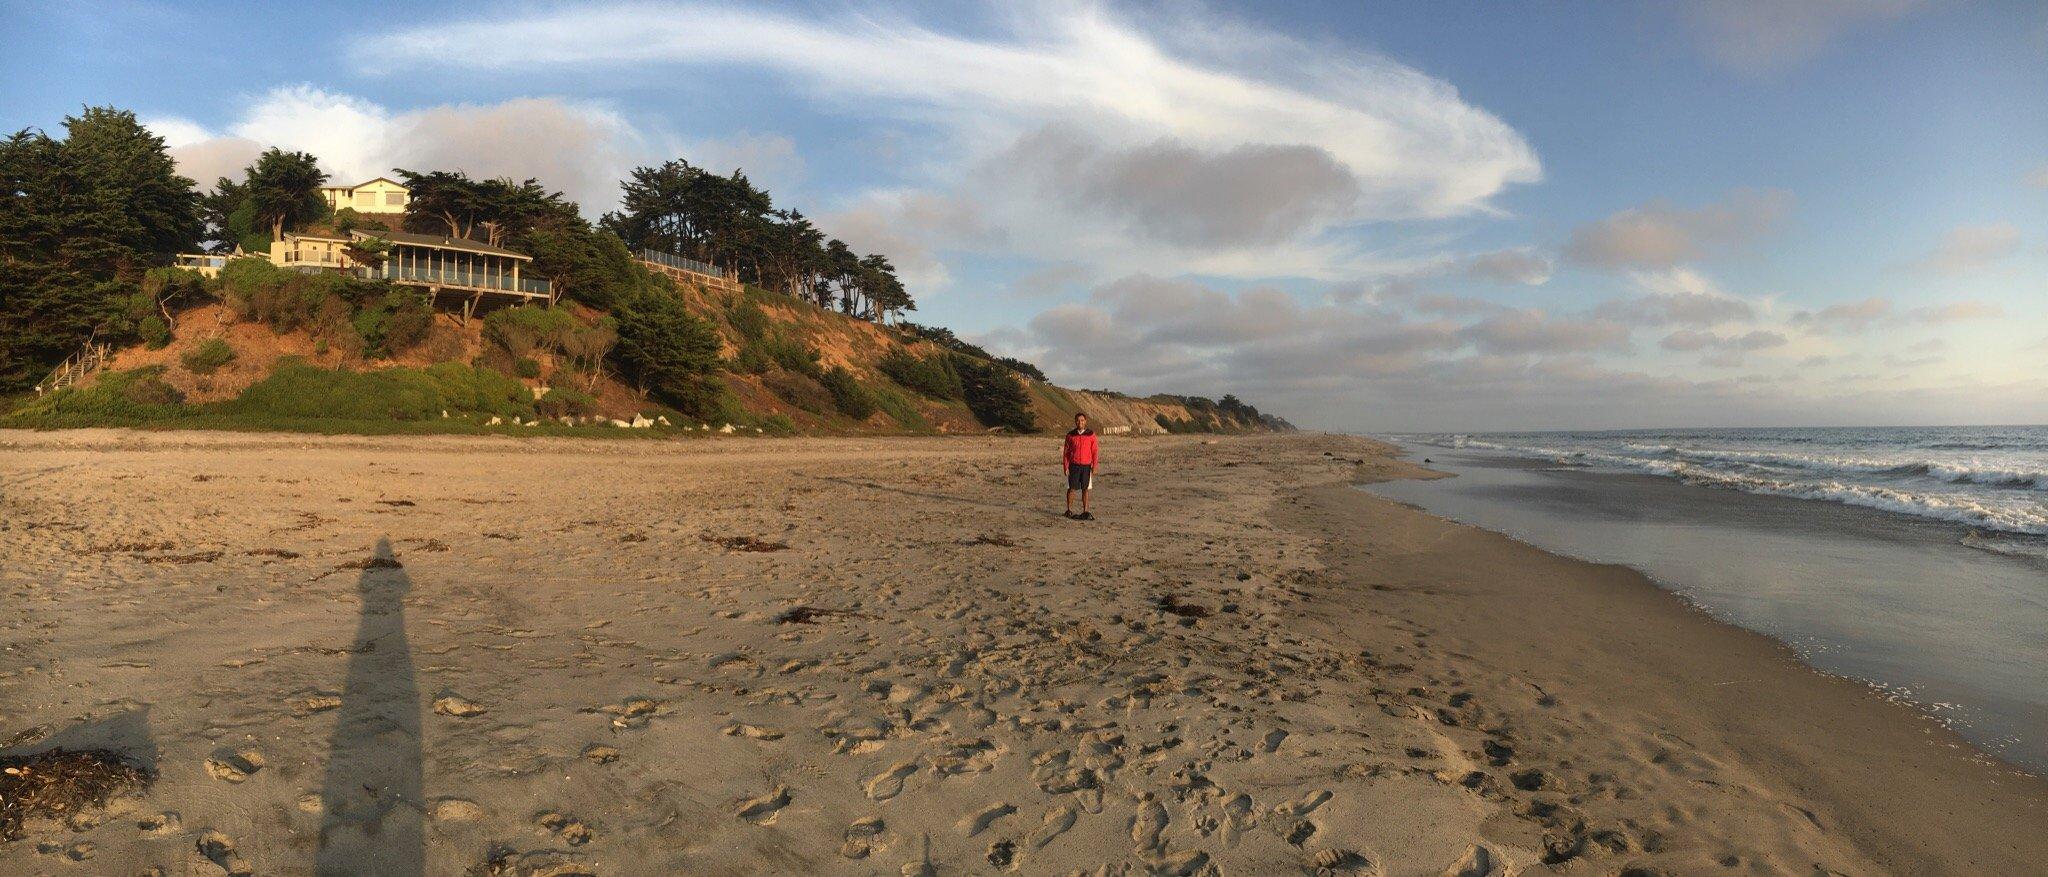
left=1680, top=0, right=1923, bottom=74
left=1565, top=189, right=1792, bottom=270
left=1593, top=268, right=1757, bottom=325
left=152, top=86, right=667, bottom=213
left=1457, top=248, right=1552, bottom=285
left=1792, top=296, right=1892, bottom=332
left=1907, top=223, right=2022, bottom=274
left=1903, top=301, right=2004, bottom=324
left=354, top=2, right=1540, bottom=281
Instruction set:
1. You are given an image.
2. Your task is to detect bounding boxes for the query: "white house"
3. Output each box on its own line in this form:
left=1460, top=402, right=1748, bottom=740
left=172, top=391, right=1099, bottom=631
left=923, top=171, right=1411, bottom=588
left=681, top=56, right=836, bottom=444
left=318, top=177, right=411, bottom=215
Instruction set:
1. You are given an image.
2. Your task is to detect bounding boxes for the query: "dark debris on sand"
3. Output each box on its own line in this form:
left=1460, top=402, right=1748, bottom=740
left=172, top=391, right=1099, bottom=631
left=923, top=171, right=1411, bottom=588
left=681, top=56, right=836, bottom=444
left=1157, top=595, right=1213, bottom=619
left=965, top=533, right=1017, bottom=547
left=777, top=606, right=861, bottom=624
left=0, top=749, right=152, bottom=842
left=702, top=534, right=790, bottom=553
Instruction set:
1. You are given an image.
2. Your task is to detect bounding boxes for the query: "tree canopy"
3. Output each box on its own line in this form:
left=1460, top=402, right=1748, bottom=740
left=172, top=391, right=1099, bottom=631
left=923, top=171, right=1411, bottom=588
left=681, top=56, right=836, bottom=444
left=0, top=106, right=202, bottom=389
left=601, top=159, right=915, bottom=324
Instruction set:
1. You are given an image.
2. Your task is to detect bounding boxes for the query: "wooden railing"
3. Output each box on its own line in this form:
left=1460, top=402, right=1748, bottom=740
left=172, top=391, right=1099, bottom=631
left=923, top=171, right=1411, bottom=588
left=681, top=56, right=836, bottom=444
left=38, top=341, right=112, bottom=394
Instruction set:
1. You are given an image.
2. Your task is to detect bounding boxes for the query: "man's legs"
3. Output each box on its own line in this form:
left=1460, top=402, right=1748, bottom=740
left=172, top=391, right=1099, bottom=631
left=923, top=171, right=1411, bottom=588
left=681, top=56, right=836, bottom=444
left=1065, top=487, right=1076, bottom=515
left=1079, top=487, right=1090, bottom=515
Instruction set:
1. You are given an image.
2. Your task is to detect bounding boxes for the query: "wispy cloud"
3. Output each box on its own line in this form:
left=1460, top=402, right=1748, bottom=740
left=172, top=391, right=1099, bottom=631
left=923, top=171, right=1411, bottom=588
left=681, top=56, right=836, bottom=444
left=1905, top=223, right=2022, bottom=275
left=1679, top=0, right=1923, bottom=74
left=351, top=2, right=1541, bottom=281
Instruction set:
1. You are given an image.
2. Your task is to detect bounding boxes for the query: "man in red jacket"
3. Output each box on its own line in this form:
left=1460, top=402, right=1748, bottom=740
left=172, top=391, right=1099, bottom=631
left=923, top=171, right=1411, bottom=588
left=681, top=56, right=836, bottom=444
left=1062, top=412, right=1099, bottom=520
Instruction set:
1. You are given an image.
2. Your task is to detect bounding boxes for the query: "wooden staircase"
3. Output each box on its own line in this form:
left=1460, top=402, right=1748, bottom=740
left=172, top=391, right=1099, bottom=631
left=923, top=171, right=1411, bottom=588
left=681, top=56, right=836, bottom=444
left=37, top=341, right=111, bottom=394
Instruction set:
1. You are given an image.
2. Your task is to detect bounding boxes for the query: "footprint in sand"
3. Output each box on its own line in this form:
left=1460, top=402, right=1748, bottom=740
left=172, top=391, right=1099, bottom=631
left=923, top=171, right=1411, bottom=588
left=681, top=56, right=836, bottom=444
left=1024, top=804, right=1078, bottom=851
left=433, top=694, right=488, bottom=717
left=959, top=802, right=1016, bottom=837
left=736, top=787, right=791, bottom=824
left=1441, top=843, right=1507, bottom=877
left=582, top=744, right=621, bottom=764
left=839, top=816, right=886, bottom=859
left=431, top=799, right=487, bottom=823
left=1308, top=847, right=1380, bottom=875
left=204, top=748, right=265, bottom=783
left=1274, top=789, right=1333, bottom=818
left=724, top=721, right=785, bottom=741
left=864, top=760, right=919, bottom=801
left=1262, top=729, right=1290, bottom=753
left=1131, top=794, right=1169, bottom=853
left=537, top=811, right=593, bottom=846
left=196, top=831, right=253, bottom=877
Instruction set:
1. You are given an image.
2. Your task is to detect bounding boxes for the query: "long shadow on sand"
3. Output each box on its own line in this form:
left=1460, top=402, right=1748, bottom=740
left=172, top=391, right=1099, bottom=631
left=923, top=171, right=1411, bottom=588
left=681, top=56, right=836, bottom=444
left=314, top=537, right=423, bottom=876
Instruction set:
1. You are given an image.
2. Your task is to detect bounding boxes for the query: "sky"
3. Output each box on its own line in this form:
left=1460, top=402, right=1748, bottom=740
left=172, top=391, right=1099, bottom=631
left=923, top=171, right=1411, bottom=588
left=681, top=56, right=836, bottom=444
left=4, top=0, right=2045, bottom=432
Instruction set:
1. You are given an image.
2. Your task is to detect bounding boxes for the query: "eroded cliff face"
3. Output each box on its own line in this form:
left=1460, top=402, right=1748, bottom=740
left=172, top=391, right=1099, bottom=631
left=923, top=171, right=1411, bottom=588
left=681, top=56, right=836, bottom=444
left=1038, top=387, right=1275, bottom=435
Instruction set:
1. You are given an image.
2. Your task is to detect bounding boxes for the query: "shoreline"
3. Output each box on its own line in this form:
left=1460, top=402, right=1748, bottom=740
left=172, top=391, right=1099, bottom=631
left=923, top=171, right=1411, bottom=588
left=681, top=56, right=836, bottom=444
left=2, top=430, right=2041, bottom=873
left=1308, top=450, right=2048, bottom=870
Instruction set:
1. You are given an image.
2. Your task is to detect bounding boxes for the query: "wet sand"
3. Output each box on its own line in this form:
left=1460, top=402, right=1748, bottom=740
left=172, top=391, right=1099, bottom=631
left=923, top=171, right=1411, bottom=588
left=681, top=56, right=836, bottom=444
left=1, top=430, right=2042, bottom=875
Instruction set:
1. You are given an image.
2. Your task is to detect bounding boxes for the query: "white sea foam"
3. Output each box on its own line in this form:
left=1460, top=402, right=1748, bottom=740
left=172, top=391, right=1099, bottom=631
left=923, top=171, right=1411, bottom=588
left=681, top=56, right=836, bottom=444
left=1419, top=426, right=2048, bottom=537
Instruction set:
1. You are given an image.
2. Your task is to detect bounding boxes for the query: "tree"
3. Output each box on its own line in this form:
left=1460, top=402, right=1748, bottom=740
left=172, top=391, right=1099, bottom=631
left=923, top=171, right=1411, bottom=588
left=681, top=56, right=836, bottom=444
left=243, top=148, right=327, bottom=241
left=393, top=169, right=580, bottom=247
left=610, top=279, right=724, bottom=416
left=953, top=354, right=1038, bottom=432
left=0, top=107, right=202, bottom=389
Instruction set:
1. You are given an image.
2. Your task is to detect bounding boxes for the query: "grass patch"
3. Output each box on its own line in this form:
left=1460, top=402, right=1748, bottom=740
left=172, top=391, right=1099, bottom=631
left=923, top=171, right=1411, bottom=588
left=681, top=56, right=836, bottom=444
left=180, top=338, right=235, bottom=375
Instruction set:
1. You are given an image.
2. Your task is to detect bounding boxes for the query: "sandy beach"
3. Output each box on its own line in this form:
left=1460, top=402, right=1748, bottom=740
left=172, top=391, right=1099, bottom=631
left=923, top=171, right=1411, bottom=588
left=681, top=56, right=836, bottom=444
left=2, top=431, right=2043, bottom=876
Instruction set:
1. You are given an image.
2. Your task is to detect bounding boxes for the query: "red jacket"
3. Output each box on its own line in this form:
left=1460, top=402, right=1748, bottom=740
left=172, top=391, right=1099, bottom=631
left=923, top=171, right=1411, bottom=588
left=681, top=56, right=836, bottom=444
left=1062, top=429, right=1099, bottom=468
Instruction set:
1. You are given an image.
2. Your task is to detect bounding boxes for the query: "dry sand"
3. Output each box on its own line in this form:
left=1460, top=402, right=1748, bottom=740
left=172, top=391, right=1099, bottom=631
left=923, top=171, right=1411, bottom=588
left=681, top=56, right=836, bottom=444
left=1, top=431, right=2042, bottom=876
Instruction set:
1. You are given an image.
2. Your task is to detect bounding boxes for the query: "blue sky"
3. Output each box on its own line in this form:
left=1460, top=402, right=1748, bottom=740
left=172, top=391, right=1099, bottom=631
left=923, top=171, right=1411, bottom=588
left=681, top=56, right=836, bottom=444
left=5, top=0, right=2045, bottom=430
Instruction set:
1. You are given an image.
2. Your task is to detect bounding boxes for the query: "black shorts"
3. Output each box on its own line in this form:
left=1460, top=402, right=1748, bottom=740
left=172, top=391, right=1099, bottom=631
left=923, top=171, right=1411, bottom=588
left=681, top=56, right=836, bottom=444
left=1066, top=464, right=1093, bottom=491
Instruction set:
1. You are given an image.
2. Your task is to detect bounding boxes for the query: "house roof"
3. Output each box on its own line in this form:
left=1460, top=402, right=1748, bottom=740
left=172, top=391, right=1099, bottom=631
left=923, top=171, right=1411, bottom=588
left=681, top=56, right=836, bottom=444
left=352, top=228, right=531, bottom=260
left=322, top=176, right=407, bottom=191
left=284, top=231, right=350, bottom=243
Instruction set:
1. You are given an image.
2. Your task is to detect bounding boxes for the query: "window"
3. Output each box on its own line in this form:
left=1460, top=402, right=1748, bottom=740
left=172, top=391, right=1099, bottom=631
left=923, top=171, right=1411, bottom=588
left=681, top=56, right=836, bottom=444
left=355, top=192, right=373, bottom=207
left=386, top=191, right=406, bottom=205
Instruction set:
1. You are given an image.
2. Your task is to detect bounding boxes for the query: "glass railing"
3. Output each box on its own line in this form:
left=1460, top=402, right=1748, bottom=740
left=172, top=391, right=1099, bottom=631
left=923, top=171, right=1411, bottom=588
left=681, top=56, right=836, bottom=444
left=372, top=263, right=551, bottom=295
left=637, top=248, right=725, bottom=277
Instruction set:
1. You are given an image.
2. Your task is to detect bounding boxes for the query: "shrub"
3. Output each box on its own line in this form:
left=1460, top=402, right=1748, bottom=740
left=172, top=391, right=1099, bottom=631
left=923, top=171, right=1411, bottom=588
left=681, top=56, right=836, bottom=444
left=536, top=386, right=597, bottom=418
left=752, top=332, right=821, bottom=377
left=660, top=375, right=736, bottom=423
left=734, top=344, right=773, bottom=375
left=423, top=362, right=531, bottom=417
left=226, top=359, right=532, bottom=422
left=819, top=366, right=877, bottom=420
left=765, top=371, right=833, bottom=414
left=730, top=300, right=771, bottom=342
left=879, top=349, right=962, bottom=399
left=181, top=338, right=235, bottom=375
left=9, top=367, right=188, bottom=423
left=484, top=305, right=583, bottom=359
left=138, top=315, right=170, bottom=349
left=121, top=370, right=186, bottom=406
left=869, top=384, right=927, bottom=430
left=514, top=357, right=542, bottom=379
left=373, top=291, right=433, bottom=355
left=953, top=354, right=1037, bottom=432
left=759, top=413, right=797, bottom=435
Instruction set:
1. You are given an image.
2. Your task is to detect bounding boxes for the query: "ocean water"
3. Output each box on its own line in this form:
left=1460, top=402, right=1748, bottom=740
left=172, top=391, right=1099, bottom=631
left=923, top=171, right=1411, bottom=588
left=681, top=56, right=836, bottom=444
left=1365, top=425, right=2048, bottom=774
left=1426, top=426, right=2048, bottom=557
